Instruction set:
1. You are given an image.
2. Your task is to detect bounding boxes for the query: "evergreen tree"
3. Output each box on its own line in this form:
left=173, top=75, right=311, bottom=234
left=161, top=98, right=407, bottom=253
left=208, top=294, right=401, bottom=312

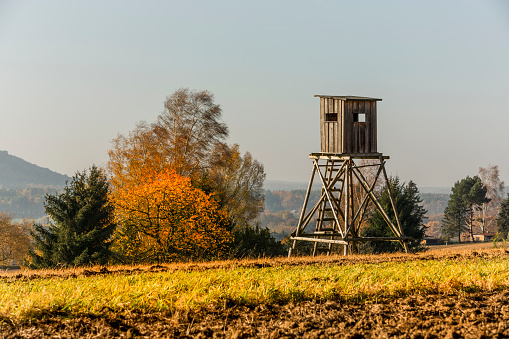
left=441, top=176, right=489, bottom=242
left=231, top=224, right=285, bottom=258
left=30, top=165, right=116, bottom=267
left=361, top=178, right=427, bottom=253
left=442, top=194, right=467, bottom=242
left=497, top=194, right=509, bottom=239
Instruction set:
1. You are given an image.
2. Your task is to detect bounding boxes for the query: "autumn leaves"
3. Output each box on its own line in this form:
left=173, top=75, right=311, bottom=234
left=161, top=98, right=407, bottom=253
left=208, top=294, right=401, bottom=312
left=111, top=169, right=233, bottom=262
left=107, top=89, right=265, bottom=263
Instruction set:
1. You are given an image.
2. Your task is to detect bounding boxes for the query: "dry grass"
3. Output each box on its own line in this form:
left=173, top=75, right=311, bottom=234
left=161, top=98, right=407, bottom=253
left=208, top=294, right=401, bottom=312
left=426, top=241, right=496, bottom=252
left=1, top=247, right=508, bottom=320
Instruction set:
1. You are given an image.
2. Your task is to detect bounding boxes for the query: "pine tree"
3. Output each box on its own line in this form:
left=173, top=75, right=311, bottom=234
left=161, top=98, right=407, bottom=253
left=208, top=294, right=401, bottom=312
left=231, top=224, right=285, bottom=258
left=30, top=165, right=116, bottom=267
left=441, top=176, right=489, bottom=242
left=497, top=194, right=509, bottom=239
left=362, top=178, right=427, bottom=253
left=442, top=195, right=467, bottom=242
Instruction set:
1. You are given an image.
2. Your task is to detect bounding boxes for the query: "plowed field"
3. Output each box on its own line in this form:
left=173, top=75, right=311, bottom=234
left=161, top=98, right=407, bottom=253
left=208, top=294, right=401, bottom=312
left=2, top=244, right=508, bottom=338
left=3, top=291, right=509, bottom=338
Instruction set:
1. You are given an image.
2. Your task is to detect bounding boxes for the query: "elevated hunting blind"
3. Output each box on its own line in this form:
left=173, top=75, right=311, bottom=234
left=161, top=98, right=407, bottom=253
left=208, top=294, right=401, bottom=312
left=318, top=95, right=380, bottom=154
left=288, top=95, right=410, bottom=257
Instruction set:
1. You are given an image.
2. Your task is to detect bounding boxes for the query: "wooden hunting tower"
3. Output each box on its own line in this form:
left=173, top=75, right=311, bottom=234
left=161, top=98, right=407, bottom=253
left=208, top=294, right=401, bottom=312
left=288, top=95, right=409, bottom=257
left=318, top=95, right=380, bottom=154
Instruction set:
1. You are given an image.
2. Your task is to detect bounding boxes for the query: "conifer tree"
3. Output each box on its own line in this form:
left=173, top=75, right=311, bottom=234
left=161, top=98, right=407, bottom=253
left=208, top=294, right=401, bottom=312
left=442, top=176, right=489, bottom=242
left=30, top=165, right=116, bottom=267
left=362, top=178, right=427, bottom=253
left=497, top=194, right=509, bottom=239
left=442, top=195, right=468, bottom=242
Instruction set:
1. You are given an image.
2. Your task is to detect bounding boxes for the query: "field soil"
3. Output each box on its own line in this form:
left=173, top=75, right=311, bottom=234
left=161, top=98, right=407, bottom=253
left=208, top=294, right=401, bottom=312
left=2, top=245, right=509, bottom=338
left=2, top=291, right=509, bottom=338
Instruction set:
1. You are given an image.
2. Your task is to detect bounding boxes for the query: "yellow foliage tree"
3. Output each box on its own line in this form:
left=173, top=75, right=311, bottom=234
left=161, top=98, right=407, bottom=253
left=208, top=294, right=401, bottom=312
left=0, top=212, right=32, bottom=266
left=110, top=169, right=233, bottom=263
left=108, top=122, right=166, bottom=192
left=208, top=143, right=265, bottom=227
left=108, top=89, right=228, bottom=193
left=107, top=89, right=265, bottom=230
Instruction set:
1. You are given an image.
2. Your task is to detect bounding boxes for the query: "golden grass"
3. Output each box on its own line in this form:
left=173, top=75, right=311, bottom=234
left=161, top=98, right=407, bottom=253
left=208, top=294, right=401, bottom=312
left=1, top=248, right=508, bottom=320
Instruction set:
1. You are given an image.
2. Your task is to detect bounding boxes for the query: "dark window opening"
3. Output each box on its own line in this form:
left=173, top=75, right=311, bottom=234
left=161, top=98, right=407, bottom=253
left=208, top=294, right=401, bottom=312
left=354, top=113, right=366, bottom=123
left=325, top=113, right=338, bottom=122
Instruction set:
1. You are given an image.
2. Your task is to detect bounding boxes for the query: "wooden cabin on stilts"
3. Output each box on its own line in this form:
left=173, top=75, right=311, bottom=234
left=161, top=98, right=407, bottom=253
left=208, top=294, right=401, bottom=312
left=288, top=95, right=410, bottom=257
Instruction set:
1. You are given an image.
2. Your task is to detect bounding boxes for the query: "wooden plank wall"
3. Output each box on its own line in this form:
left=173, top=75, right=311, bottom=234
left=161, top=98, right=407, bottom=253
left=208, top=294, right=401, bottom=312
left=328, top=99, right=334, bottom=152
left=371, top=101, right=377, bottom=152
left=344, top=100, right=377, bottom=153
left=343, top=101, right=353, bottom=153
left=321, top=97, right=342, bottom=153
left=320, top=98, right=377, bottom=154
left=320, top=98, right=325, bottom=151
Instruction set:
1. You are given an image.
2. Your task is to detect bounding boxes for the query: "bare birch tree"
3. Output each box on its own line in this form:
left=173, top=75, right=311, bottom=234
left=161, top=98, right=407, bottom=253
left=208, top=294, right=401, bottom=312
left=479, top=165, right=505, bottom=233
left=208, top=143, right=265, bottom=228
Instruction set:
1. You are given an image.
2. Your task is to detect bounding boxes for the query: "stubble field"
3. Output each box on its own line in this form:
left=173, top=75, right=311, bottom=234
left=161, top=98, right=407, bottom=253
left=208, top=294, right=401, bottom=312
left=1, top=243, right=509, bottom=338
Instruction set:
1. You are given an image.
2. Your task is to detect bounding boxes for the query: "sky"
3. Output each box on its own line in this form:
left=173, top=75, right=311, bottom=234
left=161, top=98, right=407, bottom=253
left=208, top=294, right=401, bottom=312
left=1, top=0, right=508, bottom=188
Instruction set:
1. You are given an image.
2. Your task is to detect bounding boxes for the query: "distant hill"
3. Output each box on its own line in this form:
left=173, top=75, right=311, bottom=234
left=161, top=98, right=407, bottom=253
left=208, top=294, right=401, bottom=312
left=0, top=150, right=69, bottom=189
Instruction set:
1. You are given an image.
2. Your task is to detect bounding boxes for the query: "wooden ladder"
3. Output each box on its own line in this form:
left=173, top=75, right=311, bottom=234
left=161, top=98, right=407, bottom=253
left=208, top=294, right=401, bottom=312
left=313, top=160, right=344, bottom=255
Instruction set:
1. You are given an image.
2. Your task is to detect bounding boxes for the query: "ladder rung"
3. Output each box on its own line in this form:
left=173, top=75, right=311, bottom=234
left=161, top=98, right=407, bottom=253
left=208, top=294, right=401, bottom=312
left=317, top=218, right=337, bottom=222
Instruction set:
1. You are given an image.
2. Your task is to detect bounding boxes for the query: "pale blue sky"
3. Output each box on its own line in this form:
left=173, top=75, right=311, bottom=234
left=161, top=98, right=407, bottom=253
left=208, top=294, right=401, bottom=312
left=1, top=0, right=508, bottom=187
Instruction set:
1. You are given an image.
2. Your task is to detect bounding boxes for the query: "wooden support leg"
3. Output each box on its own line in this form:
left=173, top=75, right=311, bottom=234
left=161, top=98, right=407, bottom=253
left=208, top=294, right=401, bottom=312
left=402, top=241, right=409, bottom=253
left=288, top=239, right=297, bottom=258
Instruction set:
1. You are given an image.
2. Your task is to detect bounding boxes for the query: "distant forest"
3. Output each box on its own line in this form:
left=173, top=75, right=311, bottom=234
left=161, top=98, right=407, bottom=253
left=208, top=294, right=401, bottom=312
left=0, top=150, right=67, bottom=220
left=260, top=189, right=450, bottom=241
left=0, top=186, right=450, bottom=238
left=0, top=187, right=58, bottom=220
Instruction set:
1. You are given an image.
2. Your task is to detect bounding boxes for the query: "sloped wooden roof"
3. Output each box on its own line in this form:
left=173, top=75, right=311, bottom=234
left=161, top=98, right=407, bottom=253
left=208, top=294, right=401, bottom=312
left=314, top=95, right=382, bottom=101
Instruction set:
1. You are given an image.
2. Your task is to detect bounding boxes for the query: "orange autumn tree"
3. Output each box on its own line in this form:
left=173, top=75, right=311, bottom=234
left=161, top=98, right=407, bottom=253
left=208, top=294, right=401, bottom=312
left=111, top=169, right=233, bottom=263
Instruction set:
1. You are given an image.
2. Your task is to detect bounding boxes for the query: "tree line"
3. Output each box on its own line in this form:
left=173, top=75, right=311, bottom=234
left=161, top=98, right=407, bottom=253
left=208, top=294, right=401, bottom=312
left=442, top=165, right=509, bottom=242
left=0, top=187, right=55, bottom=220
left=2, top=89, right=285, bottom=267
left=1, top=88, right=438, bottom=266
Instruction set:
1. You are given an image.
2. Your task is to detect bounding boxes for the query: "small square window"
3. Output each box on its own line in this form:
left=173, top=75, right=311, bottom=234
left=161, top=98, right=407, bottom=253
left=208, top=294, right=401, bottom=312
left=354, top=113, right=366, bottom=123
left=325, top=113, right=338, bottom=122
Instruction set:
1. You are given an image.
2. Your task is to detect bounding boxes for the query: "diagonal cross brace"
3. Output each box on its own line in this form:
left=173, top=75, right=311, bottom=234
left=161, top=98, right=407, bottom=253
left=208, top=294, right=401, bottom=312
left=313, top=160, right=346, bottom=238
left=344, top=161, right=384, bottom=237
left=294, top=160, right=347, bottom=236
left=351, top=160, right=402, bottom=238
